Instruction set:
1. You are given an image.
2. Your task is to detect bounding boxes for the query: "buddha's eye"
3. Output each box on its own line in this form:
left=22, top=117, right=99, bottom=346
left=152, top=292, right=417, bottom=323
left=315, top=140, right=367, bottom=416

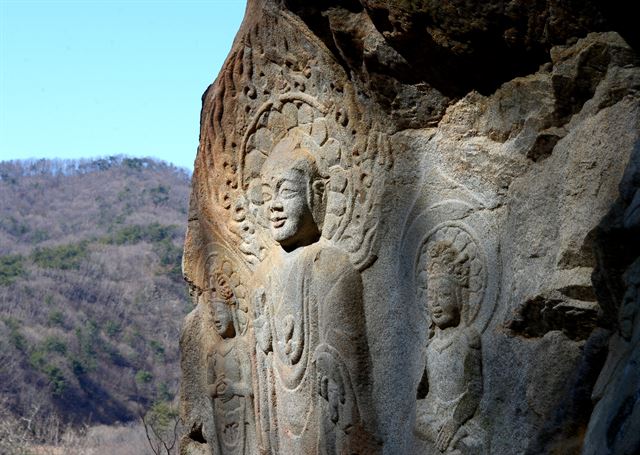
left=280, top=187, right=298, bottom=199
left=262, top=191, right=273, bottom=202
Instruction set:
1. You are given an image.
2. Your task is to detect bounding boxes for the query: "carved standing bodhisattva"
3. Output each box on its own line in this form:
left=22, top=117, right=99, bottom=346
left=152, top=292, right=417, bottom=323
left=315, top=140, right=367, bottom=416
left=253, top=134, right=379, bottom=454
left=206, top=275, right=257, bottom=455
left=416, top=240, right=486, bottom=454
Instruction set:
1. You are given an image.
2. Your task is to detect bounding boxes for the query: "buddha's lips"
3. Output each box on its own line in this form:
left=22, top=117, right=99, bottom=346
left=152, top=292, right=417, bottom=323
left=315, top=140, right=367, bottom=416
left=271, top=217, right=286, bottom=228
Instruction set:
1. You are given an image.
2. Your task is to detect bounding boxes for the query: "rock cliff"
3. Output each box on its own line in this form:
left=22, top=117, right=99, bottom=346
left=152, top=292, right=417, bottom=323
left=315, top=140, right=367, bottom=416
left=180, top=2, right=640, bottom=454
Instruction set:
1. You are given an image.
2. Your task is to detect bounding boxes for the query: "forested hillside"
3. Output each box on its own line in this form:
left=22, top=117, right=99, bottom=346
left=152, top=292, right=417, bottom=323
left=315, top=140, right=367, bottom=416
left=0, top=157, right=190, bottom=444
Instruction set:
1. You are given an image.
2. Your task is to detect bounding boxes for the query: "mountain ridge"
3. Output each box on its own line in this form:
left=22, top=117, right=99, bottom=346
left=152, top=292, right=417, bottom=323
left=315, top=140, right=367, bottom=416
left=0, top=156, right=190, bottom=430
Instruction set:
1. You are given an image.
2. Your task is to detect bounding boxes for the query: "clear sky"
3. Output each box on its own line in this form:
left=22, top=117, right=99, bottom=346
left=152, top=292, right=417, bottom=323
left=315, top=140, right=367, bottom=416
left=0, top=0, right=247, bottom=171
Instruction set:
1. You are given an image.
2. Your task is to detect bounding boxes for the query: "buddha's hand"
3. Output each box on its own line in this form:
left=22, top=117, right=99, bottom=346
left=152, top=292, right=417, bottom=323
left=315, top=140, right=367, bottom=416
left=436, top=419, right=457, bottom=452
left=253, top=289, right=272, bottom=352
left=316, top=352, right=346, bottom=424
left=214, top=377, right=235, bottom=403
left=319, top=374, right=344, bottom=423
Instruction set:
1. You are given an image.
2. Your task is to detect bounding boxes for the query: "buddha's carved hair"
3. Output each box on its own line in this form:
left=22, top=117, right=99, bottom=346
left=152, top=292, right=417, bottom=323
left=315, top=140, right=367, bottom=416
left=424, top=240, right=472, bottom=336
left=263, top=132, right=322, bottom=181
left=261, top=130, right=327, bottom=230
left=426, top=240, right=470, bottom=290
left=211, top=270, right=236, bottom=307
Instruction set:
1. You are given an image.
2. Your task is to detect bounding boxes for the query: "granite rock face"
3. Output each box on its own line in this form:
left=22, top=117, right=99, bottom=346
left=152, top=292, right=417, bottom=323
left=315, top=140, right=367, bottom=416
left=179, top=1, right=640, bottom=454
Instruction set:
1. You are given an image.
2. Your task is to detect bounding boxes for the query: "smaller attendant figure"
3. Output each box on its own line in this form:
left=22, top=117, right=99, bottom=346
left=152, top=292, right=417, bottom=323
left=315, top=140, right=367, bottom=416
left=415, top=240, right=486, bottom=454
left=207, top=274, right=256, bottom=455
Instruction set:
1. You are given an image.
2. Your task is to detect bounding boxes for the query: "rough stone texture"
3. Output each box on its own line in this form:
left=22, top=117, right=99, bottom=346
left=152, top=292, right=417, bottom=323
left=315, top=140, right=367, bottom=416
left=583, top=134, right=640, bottom=455
left=180, top=1, right=640, bottom=454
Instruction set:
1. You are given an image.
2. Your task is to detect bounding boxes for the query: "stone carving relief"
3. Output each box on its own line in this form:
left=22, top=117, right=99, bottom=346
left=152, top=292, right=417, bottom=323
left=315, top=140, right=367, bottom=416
left=191, top=8, right=392, bottom=273
left=179, top=244, right=255, bottom=455
left=404, top=197, right=500, bottom=333
left=403, top=195, right=499, bottom=455
left=181, top=1, right=640, bottom=451
left=237, top=92, right=391, bottom=271
left=251, top=132, right=379, bottom=454
left=206, top=267, right=256, bottom=455
left=414, top=228, right=486, bottom=454
left=181, top=7, right=388, bottom=454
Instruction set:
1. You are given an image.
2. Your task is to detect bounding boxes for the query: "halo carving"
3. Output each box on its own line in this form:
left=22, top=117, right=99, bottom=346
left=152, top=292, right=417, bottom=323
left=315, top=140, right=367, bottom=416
left=415, top=221, right=487, bottom=327
left=234, top=91, right=391, bottom=271
left=204, top=251, right=251, bottom=336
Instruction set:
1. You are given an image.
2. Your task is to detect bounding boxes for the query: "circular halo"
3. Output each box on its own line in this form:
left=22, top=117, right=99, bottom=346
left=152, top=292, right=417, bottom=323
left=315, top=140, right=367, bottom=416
left=415, top=221, right=487, bottom=327
left=238, top=93, right=331, bottom=190
left=204, top=249, right=250, bottom=336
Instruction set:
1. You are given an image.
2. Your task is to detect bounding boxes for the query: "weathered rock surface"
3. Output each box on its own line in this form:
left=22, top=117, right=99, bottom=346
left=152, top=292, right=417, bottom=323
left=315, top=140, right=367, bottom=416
left=180, top=1, right=640, bottom=454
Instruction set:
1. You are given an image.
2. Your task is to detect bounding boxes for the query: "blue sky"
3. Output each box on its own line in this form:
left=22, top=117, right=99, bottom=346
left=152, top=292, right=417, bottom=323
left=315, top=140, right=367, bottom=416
left=0, top=0, right=247, bottom=171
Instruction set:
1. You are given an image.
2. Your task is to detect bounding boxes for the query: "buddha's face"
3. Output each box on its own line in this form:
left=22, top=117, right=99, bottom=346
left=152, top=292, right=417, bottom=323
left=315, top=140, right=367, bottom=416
left=427, top=276, right=461, bottom=330
left=261, top=164, right=319, bottom=250
left=212, top=299, right=234, bottom=338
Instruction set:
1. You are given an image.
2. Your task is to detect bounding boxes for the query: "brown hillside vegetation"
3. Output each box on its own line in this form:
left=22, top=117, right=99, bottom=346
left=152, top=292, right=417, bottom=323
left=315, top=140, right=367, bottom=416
left=0, top=157, right=190, bottom=452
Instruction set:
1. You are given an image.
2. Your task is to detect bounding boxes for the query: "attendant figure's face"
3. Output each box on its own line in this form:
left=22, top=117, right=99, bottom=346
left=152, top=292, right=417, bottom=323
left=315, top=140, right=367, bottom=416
left=213, top=299, right=235, bottom=338
left=261, top=163, right=319, bottom=250
left=427, top=277, right=461, bottom=330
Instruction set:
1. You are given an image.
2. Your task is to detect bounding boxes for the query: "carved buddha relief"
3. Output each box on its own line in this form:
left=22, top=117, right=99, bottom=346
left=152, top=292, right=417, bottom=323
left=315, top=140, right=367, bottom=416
left=414, top=224, right=490, bottom=455
left=181, top=10, right=391, bottom=453
left=206, top=271, right=256, bottom=455
left=252, top=131, right=379, bottom=454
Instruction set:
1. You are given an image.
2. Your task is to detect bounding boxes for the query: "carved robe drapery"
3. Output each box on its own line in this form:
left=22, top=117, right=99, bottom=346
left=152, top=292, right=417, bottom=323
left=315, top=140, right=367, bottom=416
left=416, top=327, right=484, bottom=453
left=207, top=339, right=256, bottom=455
left=254, top=239, right=377, bottom=454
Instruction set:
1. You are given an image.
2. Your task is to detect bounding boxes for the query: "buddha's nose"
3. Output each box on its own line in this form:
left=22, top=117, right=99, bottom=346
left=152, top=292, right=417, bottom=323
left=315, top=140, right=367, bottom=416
left=270, top=200, right=283, bottom=211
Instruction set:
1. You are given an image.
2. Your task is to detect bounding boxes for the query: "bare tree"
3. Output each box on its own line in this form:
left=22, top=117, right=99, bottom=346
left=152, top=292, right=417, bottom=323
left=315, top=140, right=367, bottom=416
left=140, top=405, right=181, bottom=455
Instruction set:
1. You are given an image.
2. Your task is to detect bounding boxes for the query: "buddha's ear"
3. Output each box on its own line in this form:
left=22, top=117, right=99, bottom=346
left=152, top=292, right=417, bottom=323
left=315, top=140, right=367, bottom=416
left=311, top=179, right=326, bottom=230
left=312, top=179, right=325, bottom=197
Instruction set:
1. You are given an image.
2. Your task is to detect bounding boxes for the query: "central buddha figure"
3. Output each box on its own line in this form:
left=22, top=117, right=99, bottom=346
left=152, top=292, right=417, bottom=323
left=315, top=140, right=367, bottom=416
left=253, top=132, right=378, bottom=454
